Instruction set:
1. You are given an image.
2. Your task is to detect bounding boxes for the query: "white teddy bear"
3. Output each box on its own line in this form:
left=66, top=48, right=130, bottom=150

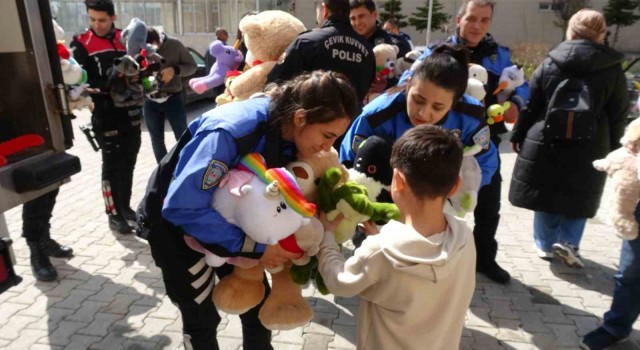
left=593, top=118, right=640, bottom=240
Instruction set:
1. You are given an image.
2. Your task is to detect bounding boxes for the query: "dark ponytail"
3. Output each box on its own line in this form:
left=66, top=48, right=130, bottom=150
left=266, top=70, right=359, bottom=128
left=412, top=44, right=470, bottom=101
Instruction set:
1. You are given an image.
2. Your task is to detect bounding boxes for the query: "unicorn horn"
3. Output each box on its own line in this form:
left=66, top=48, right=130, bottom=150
left=265, top=180, right=279, bottom=198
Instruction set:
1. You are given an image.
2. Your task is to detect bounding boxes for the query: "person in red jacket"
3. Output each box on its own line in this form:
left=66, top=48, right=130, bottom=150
left=71, top=0, right=142, bottom=234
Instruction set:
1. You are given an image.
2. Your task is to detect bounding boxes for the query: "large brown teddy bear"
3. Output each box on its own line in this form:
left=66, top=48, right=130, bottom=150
left=229, top=11, right=305, bottom=101
left=593, top=118, right=640, bottom=240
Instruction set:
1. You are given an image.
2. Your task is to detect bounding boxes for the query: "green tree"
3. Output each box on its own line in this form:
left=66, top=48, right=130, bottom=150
left=604, top=0, right=640, bottom=47
left=379, top=0, right=408, bottom=28
left=409, top=0, right=450, bottom=33
left=552, top=0, right=591, bottom=37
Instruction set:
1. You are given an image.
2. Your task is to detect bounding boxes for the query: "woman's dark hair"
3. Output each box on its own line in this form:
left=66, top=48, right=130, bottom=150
left=411, top=44, right=470, bottom=101
left=85, top=0, right=115, bottom=16
left=390, top=125, right=463, bottom=199
left=266, top=70, right=359, bottom=127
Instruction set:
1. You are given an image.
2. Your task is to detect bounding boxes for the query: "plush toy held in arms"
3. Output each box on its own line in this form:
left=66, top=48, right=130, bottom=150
left=189, top=40, right=243, bottom=95
left=592, top=118, right=640, bottom=240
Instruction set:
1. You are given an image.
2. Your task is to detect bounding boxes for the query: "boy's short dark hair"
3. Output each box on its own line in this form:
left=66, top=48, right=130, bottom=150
left=390, top=125, right=463, bottom=199
left=146, top=27, right=160, bottom=44
left=385, top=18, right=400, bottom=29
left=85, top=0, right=115, bottom=16
left=349, top=0, right=376, bottom=12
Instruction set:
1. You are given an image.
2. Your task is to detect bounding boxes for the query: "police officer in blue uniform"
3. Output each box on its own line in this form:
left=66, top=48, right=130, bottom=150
left=400, top=0, right=530, bottom=283
left=340, top=45, right=499, bottom=247
left=268, top=0, right=375, bottom=105
left=149, top=71, right=358, bottom=350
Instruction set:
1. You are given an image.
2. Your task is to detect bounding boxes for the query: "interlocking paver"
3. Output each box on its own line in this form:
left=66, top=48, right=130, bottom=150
left=2, top=108, right=640, bottom=350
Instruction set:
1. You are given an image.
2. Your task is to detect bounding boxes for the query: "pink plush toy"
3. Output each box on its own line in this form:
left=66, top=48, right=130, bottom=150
left=189, top=40, right=243, bottom=95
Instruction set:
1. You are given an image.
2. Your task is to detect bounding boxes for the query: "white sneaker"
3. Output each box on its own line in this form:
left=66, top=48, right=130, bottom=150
left=536, top=247, right=553, bottom=260
left=552, top=242, right=585, bottom=268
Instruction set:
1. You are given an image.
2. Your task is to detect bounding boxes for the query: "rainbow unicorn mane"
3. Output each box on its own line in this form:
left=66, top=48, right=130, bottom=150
left=238, top=153, right=316, bottom=218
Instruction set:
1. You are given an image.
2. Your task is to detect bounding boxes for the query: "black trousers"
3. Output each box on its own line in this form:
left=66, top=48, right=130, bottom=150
left=92, top=106, right=141, bottom=217
left=473, top=137, right=502, bottom=270
left=22, top=188, right=59, bottom=241
left=148, top=223, right=272, bottom=350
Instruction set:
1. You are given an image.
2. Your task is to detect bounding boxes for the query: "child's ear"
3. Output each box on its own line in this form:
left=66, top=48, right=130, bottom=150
left=391, top=168, right=405, bottom=193
left=448, top=176, right=462, bottom=197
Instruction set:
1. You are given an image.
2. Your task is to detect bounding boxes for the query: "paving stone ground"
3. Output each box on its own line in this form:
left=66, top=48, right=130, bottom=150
left=1, top=102, right=639, bottom=350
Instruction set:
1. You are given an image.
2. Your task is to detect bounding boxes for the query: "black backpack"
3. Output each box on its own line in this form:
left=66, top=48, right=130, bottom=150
left=543, top=77, right=597, bottom=141
left=136, top=122, right=267, bottom=240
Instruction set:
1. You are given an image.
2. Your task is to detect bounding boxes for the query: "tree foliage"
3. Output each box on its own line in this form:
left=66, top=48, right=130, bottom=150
left=409, top=0, right=451, bottom=33
left=603, top=0, right=640, bottom=47
left=379, top=0, right=408, bottom=28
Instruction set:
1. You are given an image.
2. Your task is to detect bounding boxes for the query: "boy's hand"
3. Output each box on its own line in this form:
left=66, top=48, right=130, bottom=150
left=359, top=220, right=380, bottom=236
left=319, top=212, right=343, bottom=233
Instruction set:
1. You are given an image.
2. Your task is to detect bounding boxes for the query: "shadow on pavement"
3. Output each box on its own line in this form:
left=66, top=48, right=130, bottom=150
left=29, top=253, right=168, bottom=349
left=549, top=257, right=616, bottom=297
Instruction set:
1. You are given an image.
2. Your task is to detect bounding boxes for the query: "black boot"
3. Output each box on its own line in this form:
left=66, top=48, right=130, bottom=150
left=121, top=207, right=136, bottom=222
left=40, top=237, right=74, bottom=258
left=27, top=241, right=58, bottom=282
left=109, top=215, right=132, bottom=234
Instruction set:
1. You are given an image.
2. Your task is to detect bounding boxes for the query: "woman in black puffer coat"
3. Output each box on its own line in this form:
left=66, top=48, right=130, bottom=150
left=508, top=9, right=628, bottom=267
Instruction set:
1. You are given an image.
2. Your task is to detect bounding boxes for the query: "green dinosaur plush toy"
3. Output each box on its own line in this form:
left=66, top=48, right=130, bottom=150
left=318, top=167, right=400, bottom=243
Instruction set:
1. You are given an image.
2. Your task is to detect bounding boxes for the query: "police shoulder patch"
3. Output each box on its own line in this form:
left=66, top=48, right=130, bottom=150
left=352, top=135, right=367, bottom=153
left=202, top=160, right=228, bottom=190
left=472, top=126, right=491, bottom=150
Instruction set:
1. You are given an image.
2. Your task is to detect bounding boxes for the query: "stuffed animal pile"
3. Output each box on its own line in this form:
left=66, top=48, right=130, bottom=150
left=228, top=11, right=306, bottom=101
left=593, top=118, right=640, bottom=240
left=189, top=40, right=243, bottom=95
left=53, top=20, right=93, bottom=112
left=366, top=44, right=399, bottom=103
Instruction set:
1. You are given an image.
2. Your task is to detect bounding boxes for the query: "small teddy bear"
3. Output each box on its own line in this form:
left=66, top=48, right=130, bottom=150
left=593, top=118, right=640, bottom=240
left=366, top=44, right=399, bottom=103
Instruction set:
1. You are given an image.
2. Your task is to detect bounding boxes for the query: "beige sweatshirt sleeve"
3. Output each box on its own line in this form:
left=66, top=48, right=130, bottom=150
left=317, top=231, right=377, bottom=298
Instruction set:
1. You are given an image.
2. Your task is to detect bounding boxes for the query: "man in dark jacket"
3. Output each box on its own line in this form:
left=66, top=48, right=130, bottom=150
left=71, top=0, right=141, bottom=234
left=348, top=0, right=410, bottom=58
left=144, top=28, right=197, bottom=163
left=268, top=0, right=375, bottom=105
left=509, top=9, right=628, bottom=270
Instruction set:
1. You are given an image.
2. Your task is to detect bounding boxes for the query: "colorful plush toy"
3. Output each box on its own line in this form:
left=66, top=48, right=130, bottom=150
left=201, top=154, right=315, bottom=319
left=394, top=50, right=421, bottom=77
left=189, top=40, right=243, bottom=95
left=592, top=118, right=640, bottom=240
left=229, top=11, right=306, bottom=100
left=448, top=145, right=483, bottom=217
left=214, top=70, right=242, bottom=105
left=53, top=19, right=92, bottom=111
left=467, top=64, right=488, bottom=102
left=120, top=18, right=147, bottom=57
left=107, top=56, right=144, bottom=108
left=318, top=167, right=400, bottom=244
left=366, top=44, right=399, bottom=103
left=487, top=101, right=510, bottom=125
left=493, top=64, right=525, bottom=104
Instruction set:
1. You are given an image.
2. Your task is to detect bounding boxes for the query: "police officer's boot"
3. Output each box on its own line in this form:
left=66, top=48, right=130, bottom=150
left=40, top=236, right=73, bottom=258
left=109, top=214, right=132, bottom=234
left=121, top=207, right=136, bottom=222
left=27, top=240, right=58, bottom=281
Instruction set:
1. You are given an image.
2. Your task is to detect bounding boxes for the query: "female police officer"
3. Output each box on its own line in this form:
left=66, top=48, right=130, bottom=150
left=149, top=71, right=358, bottom=350
left=340, top=44, right=499, bottom=247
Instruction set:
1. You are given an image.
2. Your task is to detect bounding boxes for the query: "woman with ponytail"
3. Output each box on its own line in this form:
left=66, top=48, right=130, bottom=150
left=150, top=70, right=358, bottom=350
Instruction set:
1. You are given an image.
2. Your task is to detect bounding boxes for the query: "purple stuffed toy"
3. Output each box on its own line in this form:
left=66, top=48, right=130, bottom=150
left=189, top=40, right=243, bottom=95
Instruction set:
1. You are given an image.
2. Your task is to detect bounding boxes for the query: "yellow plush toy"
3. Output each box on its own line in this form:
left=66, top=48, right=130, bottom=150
left=229, top=11, right=306, bottom=101
left=214, top=70, right=241, bottom=106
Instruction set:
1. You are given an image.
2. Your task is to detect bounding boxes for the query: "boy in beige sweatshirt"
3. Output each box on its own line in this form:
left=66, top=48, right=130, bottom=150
left=318, top=125, right=477, bottom=350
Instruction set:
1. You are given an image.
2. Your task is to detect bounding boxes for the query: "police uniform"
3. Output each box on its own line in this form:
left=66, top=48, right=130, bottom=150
left=150, top=97, right=294, bottom=350
left=340, top=91, right=498, bottom=187
left=267, top=15, right=376, bottom=104
left=71, top=27, right=142, bottom=228
left=399, top=33, right=531, bottom=278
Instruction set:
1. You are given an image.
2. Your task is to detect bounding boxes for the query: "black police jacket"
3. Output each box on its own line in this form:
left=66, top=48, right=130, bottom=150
left=267, top=15, right=376, bottom=104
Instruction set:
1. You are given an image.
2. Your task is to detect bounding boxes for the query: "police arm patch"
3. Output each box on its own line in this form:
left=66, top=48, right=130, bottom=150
left=202, top=160, right=228, bottom=190
left=472, top=126, right=491, bottom=150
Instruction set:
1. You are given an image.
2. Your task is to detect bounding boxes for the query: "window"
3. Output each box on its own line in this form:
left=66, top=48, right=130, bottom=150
left=539, top=2, right=562, bottom=11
